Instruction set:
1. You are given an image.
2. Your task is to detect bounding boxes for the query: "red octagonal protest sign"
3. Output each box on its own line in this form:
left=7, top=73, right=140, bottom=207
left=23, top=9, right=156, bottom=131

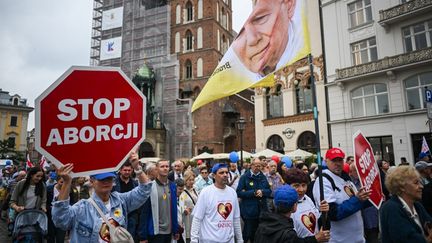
left=353, top=131, right=384, bottom=209
left=35, top=66, right=146, bottom=177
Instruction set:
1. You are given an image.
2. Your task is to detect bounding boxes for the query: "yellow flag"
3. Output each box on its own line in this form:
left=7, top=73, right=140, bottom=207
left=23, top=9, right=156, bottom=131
left=192, top=0, right=311, bottom=112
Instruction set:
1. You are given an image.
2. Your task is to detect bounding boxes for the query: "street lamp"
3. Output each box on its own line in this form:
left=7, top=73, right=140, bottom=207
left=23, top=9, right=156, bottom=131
left=236, top=117, right=246, bottom=172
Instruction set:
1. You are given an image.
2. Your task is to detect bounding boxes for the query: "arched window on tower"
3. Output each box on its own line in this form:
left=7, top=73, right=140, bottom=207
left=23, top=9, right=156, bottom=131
left=197, top=27, right=203, bottom=49
left=197, top=58, right=203, bottom=77
left=186, top=1, right=193, bottom=22
left=185, top=59, right=193, bottom=79
left=176, top=4, right=181, bottom=24
left=186, top=30, right=193, bottom=51
left=221, top=35, right=228, bottom=53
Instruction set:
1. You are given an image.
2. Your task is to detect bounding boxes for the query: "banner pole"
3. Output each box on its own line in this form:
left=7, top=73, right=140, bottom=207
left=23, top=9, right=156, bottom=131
left=308, top=53, right=327, bottom=228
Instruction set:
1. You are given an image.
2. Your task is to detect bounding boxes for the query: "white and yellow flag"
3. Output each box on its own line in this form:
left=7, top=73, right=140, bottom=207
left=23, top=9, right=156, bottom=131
left=192, top=0, right=311, bottom=112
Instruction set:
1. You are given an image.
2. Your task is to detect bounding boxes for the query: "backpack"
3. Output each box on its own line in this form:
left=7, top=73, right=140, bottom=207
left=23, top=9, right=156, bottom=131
left=309, top=172, right=350, bottom=204
left=88, top=198, right=134, bottom=243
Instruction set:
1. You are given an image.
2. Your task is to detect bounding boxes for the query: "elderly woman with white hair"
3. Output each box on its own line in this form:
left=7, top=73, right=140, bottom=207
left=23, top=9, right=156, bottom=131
left=380, top=166, right=432, bottom=243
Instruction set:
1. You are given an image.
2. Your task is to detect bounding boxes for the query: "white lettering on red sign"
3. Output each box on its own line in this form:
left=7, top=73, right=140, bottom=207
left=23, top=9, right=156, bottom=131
left=46, top=98, right=137, bottom=146
left=57, top=98, right=130, bottom=121
left=358, top=148, right=379, bottom=191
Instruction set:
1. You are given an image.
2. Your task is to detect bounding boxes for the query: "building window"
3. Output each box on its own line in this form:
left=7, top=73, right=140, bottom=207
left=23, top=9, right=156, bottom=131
left=175, top=32, right=180, bottom=53
left=12, top=97, right=19, bottom=106
left=185, top=59, right=193, bottom=79
left=197, top=27, right=203, bottom=49
left=221, top=35, right=228, bottom=53
left=405, top=72, right=432, bottom=110
left=348, top=0, right=372, bottom=28
left=297, top=131, right=316, bottom=153
left=295, top=80, right=312, bottom=114
left=266, top=135, right=285, bottom=154
left=186, top=1, right=193, bottom=22
left=352, top=83, right=389, bottom=117
left=176, top=4, right=181, bottom=24
left=402, top=20, right=432, bottom=52
left=186, top=30, right=193, bottom=51
left=10, top=116, right=17, bottom=127
left=351, top=37, right=377, bottom=65
left=367, top=136, right=394, bottom=164
left=7, top=137, right=15, bottom=148
left=198, top=0, right=203, bottom=19
left=197, top=58, right=203, bottom=77
left=266, top=85, right=283, bottom=119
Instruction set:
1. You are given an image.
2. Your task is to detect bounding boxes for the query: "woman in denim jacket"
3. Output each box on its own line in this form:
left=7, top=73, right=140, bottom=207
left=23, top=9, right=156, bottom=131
left=52, top=153, right=151, bottom=243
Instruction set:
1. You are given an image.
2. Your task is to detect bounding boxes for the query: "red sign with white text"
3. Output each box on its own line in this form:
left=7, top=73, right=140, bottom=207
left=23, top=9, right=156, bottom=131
left=35, top=66, right=146, bottom=177
left=353, top=131, right=384, bottom=209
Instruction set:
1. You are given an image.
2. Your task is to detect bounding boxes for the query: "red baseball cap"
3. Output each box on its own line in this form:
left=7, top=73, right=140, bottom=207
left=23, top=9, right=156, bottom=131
left=326, top=148, right=346, bottom=161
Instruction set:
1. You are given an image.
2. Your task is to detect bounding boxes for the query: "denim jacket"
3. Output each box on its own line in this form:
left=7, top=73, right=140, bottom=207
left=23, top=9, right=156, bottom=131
left=52, top=182, right=151, bottom=243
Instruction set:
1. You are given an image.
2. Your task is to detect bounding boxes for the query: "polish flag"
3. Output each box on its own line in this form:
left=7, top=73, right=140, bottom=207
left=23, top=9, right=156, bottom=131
left=40, top=155, right=50, bottom=171
left=26, top=154, right=33, bottom=170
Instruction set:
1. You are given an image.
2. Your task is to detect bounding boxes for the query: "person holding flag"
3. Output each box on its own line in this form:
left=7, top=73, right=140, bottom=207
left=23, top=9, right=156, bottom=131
left=312, top=148, right=371, bottom=243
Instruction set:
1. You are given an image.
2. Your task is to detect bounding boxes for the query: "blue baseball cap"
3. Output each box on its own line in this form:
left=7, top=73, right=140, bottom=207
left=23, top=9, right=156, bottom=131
left=419, top=152, right=429, bottom=159
left=49, top=171, right=57, bottom=180
left=211, top=163, right=228, bottom=174
left=91, top=172, right=116, bottom=180
left=274, top=185, right=298, bottom=208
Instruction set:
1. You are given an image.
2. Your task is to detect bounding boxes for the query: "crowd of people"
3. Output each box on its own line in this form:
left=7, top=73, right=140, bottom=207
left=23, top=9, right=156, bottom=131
left=0, top=148, right=431, bottom=243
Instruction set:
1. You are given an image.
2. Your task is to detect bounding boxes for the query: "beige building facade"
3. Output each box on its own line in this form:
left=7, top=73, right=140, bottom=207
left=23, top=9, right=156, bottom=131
left=254, top=1, right=329, bottom=155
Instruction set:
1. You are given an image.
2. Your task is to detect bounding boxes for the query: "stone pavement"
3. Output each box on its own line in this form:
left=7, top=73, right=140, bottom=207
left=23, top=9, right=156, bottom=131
left=0, top=218, right=12, bottom=243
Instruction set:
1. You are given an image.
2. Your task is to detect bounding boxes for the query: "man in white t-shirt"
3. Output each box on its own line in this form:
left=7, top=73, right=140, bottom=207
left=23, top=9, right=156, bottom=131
left=191, top=163, right=243, bottom=243
left=228, top=162, right=240, bottom=190
left=312, top=148, right=371, bottom=243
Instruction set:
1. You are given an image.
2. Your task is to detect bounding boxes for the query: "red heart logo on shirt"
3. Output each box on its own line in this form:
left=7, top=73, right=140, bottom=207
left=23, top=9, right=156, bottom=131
left=301, top=212, right=316, bottom=234
left=344, top=185, right=355, bottom=197
left=217, top=202, right=233, bottom=220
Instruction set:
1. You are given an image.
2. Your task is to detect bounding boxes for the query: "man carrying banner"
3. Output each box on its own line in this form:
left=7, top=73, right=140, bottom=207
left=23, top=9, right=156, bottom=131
left=312, top=148, right=371, bottom=243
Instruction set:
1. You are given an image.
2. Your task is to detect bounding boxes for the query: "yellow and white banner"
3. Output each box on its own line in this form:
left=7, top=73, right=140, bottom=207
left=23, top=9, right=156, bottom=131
left=192, top=0, right=311, bottom=112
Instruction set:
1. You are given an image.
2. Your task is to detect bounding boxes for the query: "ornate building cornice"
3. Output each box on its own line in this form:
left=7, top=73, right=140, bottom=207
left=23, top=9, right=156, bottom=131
left=262, top=113, right=313, bottom=126
left=379, top=0, right=432, bottom=26
left=336, top=47, right=432, bottom=81
left=254, top=55, right=324, bottom=95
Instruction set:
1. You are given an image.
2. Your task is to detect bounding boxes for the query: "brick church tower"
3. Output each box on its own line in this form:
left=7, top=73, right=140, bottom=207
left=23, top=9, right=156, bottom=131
left=170, top=0, right=252, bottom=155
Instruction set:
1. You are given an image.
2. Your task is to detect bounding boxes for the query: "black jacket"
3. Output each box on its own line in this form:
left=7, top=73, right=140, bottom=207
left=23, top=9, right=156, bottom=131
left=168, top=171, right=184, bottom=182
left=380, top=196, right=432, bottom=243
left=255, top=212, right=317, bottom=243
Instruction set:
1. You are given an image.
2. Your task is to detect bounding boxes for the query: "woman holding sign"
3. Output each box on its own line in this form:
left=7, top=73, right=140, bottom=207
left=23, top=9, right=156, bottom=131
left=380, top=166, right=432, bottom=243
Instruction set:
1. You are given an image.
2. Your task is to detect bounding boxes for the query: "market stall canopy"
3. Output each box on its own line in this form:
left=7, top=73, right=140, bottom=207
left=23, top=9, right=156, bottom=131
left=252, top=149, right=284, bottom=158
left=212, top=153, right=229, bottom=160
left=286, top=149, right=313, bottom=160
left=191, top=152, right=213, bottom=161
left=237, top=150, right=254, bottom=159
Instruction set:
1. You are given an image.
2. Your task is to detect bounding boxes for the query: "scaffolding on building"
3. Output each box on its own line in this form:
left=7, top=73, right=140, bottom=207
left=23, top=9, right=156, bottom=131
left=90, top=0, right=192, bottom=160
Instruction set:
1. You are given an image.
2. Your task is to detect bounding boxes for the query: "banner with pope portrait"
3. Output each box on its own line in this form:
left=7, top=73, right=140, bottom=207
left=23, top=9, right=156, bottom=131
left=192, top=0, right=311, bottom=112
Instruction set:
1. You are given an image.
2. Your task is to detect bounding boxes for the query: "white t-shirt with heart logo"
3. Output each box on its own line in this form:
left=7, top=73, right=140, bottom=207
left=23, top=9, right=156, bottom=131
left=192, top=184, right=240, bottom=243
left=291, top=195, right=320, bottom=237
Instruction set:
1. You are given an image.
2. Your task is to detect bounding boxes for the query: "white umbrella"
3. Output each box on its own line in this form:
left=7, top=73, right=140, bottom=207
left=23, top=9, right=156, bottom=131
left=191, top=152, right=213, bottom=161
left=212, top=153, right=229, bottom=160
left=237, top=150, right=253, bottom=159
left=252, top=149, right=284, bottom=158
left=286, top=149, right=313, bottom=160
